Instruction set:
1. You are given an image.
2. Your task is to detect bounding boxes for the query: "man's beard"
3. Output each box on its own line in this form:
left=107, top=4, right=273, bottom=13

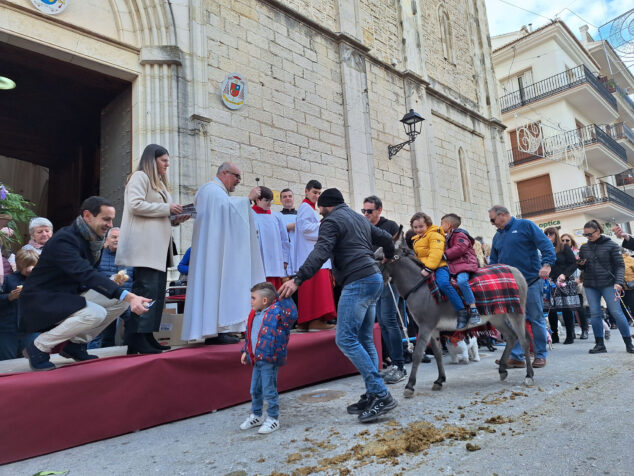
left=320, top=209, right=331, bottom=218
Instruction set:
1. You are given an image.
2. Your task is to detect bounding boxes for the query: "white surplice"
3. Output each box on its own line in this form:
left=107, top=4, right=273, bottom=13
left=181, top=178, right=265, bottom=341
left=252, top=211, right=289, bottom=278
left=275, top=211, right=296, bottom=275
left=294, top=201, right=331, bottom=271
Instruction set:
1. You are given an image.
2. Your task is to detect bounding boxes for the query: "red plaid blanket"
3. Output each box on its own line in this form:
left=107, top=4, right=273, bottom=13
left=428, top=264, right=522, bottom=315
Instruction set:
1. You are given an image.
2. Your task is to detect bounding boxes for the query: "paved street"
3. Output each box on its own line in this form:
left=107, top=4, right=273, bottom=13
left=2, top=333, right=633, bottom=476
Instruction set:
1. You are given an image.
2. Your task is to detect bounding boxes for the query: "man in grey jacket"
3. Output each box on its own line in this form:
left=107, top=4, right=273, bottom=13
left=279, top=188, right=397, bottom=423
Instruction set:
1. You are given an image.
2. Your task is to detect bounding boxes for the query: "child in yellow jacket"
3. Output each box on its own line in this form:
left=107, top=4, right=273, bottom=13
left=410, top=212, right=472, bottom=328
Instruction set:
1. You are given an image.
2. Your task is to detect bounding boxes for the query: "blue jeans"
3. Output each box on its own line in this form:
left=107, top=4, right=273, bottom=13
left=511, top=279, right=548, bottom=360
left=585, top=287, right=632, bottom=339
left=335, top=273, right=387, bottom=396
left=455, top=272, right=476, bottom=305
left=250, top=360, right=279, bottom=419
left=376, top=282, right=404, bottom=368
left=435, top=267, right=465, bottom=311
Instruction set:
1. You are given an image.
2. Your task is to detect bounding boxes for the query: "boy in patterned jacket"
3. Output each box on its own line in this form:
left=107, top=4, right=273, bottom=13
left=239, top=282, right=298, bottom=434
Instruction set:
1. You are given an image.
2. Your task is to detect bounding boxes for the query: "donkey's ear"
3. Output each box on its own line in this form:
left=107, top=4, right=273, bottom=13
left=393, top=224, right=403, bottom=242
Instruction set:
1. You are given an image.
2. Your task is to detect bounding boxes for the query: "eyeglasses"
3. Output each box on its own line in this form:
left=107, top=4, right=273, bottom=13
left=545, top=231, right=555, bottom=236
left=490, top=217, right=497, bottom=224
left=361, top=209, right=376, bottom=214
left=226, top=171, right=241, bottom=180
left=583, top=231, right=597, bottom=237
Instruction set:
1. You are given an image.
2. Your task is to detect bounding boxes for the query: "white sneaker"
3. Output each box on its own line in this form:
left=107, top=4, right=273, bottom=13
left=239, top=414, right=263, bottom=430
left=257, top=417, right=280, bottom=434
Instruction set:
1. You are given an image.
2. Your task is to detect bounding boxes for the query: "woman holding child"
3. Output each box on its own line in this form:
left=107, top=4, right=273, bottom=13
left=410, top=212, right=480, bottom=329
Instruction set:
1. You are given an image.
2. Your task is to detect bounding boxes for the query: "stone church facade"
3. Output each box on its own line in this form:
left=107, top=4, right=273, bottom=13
left=1, top=0, right=510, bottom=248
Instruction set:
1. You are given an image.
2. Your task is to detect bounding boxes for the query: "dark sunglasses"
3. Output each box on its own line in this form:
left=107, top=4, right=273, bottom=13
left=490, top=217, right=496, bottom=224
left=361, top=209, right=376, bottom=214
left=545, top=231, right=555, bottom=236
left=583, top=231, right=597, bottom=237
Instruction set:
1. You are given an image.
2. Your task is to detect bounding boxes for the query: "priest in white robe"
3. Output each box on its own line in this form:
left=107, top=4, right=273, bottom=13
left=181, top=162, right=265, bottom=343
left=251, top=186, right=289, bottom=289
left=275, top=188, right=297, bottom=276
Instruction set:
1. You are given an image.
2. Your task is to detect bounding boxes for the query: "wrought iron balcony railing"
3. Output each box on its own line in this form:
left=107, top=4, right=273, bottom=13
left=515, top=182, right=634, bottom=218
left=508, top=124, right=627, bottom=166
left=500, top=64, right=618, bottom=113
left=615, top=84, right=634, bottom=114
left=608, top=122, right=634, bottom=145
left=615, top=169, right=634, bottom=187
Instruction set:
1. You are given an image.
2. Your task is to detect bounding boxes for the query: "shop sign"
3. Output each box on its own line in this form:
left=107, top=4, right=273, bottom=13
left=31, top=0, right=68, bottom=15
left=538, top=220, right=561, bottom=229
left=221, top=73, right=247, bottom=110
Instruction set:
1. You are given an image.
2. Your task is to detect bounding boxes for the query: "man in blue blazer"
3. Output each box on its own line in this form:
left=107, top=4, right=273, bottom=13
left=20, top=196, right=151, bottom=370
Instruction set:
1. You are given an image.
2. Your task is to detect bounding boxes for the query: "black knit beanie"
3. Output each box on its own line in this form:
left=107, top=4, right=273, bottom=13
left=317, top=188, right=345, bottom=207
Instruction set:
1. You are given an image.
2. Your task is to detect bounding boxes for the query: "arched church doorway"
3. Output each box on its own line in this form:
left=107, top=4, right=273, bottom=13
left=0, top=41, right=132, bottom=239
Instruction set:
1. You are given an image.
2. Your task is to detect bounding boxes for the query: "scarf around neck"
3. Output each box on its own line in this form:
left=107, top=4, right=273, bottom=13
left=74, top=215, right=105, bottom=263
left=252, top=205, right=271, bottom=214
left=27, top=238, right=44, bottom=250
left=302, top=198, right=316, bottom=210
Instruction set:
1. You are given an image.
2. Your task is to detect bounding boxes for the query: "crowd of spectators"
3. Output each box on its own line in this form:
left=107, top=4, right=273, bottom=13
left=2, top=150, right=634, bottom=373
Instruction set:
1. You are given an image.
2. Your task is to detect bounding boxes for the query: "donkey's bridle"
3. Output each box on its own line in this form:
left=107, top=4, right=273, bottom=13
left=380, top=252, right=430, bottom=300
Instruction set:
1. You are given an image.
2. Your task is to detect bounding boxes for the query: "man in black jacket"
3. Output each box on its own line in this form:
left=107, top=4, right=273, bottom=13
left=279, top=189, right=397, bottom=423
left=20, top=196, right=151, bottom=370
left=361, top=195, right=406, bottom=384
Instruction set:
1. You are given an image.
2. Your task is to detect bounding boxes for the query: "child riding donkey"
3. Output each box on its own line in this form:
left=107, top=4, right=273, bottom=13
left=411, top=212, right=480, bottom=328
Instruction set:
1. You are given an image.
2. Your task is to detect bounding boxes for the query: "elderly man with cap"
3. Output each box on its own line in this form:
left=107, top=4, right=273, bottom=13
left=279, top=188, right=397, bottom=423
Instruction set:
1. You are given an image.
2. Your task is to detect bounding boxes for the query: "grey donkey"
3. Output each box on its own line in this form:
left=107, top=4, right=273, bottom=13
left=377, top=233, right=534, bottom=398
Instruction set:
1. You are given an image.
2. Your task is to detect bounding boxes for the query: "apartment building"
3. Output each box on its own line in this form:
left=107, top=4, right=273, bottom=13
left=492, top=20, right=634, bottom=241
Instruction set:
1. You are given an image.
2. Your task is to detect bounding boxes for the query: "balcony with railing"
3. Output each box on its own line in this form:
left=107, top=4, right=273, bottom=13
left=515, top=182, right=634, bottom=222
left=606, top=122, right=634, bottom=162
left=500, top=65, right=619, bottom=122
left=615, top=169, right=634, bottom=187
left=508, top=124, right=628, bottom=174
left=615, top=84, right=634, bottom=120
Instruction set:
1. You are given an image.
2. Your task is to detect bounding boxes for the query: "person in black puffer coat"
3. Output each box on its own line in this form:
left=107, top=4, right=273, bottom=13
left=544, top=227, right=578, bottom=344
left=578, top=220, right=633, bottom=354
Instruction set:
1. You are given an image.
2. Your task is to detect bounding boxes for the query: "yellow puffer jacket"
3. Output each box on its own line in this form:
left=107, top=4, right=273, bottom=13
left=623, top=253, right=634, bottom=285
left=413, top=225, right=447, bottom=270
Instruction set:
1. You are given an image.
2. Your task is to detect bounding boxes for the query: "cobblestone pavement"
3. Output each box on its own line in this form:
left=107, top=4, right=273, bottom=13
left=3, top=333, right=633, bottom=476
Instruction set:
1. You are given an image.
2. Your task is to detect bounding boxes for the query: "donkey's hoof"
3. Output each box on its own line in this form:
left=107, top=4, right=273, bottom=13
left=524, top=377, right=535, bottom=387
left=432, top=383, right=443, bottom=391
left=499, top=371, right=508, bottom=381
left=403, top=387, right=415, bottom=399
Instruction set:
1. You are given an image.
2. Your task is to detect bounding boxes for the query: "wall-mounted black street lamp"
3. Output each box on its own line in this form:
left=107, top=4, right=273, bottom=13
left=388, top=109, right=424, bottom=159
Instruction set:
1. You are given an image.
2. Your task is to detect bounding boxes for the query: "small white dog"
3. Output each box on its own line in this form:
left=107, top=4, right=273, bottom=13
left=466, top=335, right=480, bottom=362
left=447, top=338, right=469, bottom=364
left=447, top=335, right=480, bottom=364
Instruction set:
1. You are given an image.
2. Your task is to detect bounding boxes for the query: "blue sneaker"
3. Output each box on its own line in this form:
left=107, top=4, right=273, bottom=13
left=24, top=335, right=55, bottom=371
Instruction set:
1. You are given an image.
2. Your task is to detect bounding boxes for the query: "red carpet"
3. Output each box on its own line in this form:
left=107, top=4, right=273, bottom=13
left=0, top=325, right=381, bottom=464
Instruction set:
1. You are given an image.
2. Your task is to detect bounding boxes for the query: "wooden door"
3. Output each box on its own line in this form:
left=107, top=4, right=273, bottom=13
left=516, top=174, right=554, bottom=216
left=509, top=122, right=543, bottom=164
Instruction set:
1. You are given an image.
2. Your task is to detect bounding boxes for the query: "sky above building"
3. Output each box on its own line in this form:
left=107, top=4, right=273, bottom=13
left=484, top=0, right=632, bottom=42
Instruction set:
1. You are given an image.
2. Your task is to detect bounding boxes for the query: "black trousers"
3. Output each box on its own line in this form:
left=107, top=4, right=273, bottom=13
left=128, top=267, right=167, bottom=333
left=548, top=308, right=575, bottom=338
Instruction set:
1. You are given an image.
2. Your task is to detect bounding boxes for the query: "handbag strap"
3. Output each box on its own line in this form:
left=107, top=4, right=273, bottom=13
left=584, top=243, right=617, bottom=281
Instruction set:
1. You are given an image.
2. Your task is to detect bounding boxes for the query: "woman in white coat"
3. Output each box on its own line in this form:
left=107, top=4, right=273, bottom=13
left=117, top=144, right=189, bottom=354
